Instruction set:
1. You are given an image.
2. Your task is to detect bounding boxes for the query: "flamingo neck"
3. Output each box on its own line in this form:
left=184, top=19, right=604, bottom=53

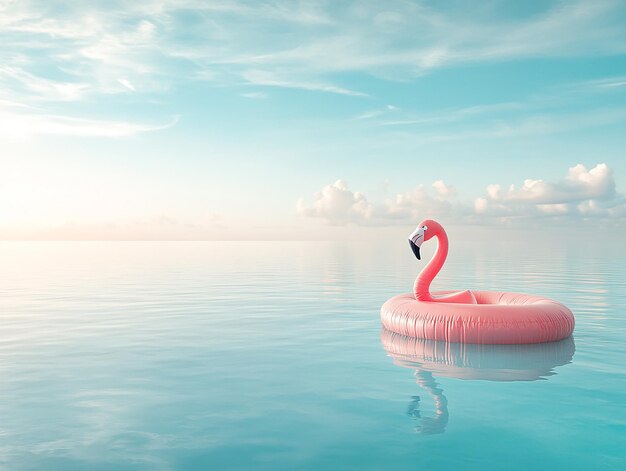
left=414, top=229, right=448, bottom=301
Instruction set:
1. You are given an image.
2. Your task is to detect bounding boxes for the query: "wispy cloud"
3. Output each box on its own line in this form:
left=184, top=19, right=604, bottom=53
left=1, top=0, right=625, bottom=141
left=372, top=107, right=626, bottom=144
left=240, top=91, right=268, bottom=99
left=0, top=110, right=179, bottom=138
left=583, top=76, right=626, bottom=90
left=369, top=102, right=525, bottom=127
left=2, top=0, right=626, bottom=104
left=241, top=70, right=367, bottom=97
left=0, top=66, right=88, bottom=101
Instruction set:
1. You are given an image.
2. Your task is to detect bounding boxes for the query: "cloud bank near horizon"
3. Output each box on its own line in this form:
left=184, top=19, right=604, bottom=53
left=297, top=163, right=626, bottom=226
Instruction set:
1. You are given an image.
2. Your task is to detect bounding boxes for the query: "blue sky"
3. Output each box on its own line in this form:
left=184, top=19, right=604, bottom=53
left=1, top=0, right=626, bottom=239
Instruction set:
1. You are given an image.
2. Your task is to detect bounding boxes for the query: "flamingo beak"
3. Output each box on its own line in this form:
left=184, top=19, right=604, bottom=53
left=409, top=240, right=421, bottom=260
left=408, top=225, right=426, bottom=260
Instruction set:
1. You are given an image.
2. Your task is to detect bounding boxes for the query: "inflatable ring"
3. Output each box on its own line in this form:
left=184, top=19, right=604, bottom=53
left=381, top=290, right=575, bottom=344
left=382, top=219, right=575, bottom=344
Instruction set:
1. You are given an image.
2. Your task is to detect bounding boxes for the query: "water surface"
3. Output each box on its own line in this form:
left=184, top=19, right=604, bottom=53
left=1, top=240, right=625, bottom=470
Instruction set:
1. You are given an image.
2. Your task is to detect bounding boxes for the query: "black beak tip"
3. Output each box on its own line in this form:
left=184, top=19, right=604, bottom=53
left=409, top=240, right=421, bottom=260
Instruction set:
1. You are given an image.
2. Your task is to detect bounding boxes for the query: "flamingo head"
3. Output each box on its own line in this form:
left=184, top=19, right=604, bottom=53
left=408, top=219, right=439, bottom=260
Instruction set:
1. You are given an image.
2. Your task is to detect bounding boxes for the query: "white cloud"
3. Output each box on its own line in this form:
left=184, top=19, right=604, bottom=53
left=537, top=203, right=569, bottom=215
left=296, top=180, right=374, bottom=225
left=432, top=180, right=457, bottom=198
left=475, top=163, right=625, bottom=219
left=297, top=179, right=461, bottom=225
left=299, top=163, right=626, bottom=226
left=382, top=182, right=461, bottom=222
left=486, top=164, right=601, bottom=204
left=493, top=163, right=614, bottom=203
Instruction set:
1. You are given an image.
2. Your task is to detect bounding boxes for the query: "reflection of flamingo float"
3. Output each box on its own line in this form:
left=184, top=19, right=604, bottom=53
left=405, top=372, right=448, bottom=435
left=382, top=329, right=575, bottom=434
left=381, top=220, right=575, bottom=344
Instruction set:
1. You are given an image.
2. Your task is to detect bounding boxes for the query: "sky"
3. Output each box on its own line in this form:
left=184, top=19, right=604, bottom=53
left=1, top=0, right=626, bottom=240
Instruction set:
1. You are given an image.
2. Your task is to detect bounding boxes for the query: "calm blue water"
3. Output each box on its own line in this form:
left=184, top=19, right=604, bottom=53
left=1, top=239, right=625, bottom=470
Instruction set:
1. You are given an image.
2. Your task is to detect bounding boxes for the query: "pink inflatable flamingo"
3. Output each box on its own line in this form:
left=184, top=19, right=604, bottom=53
left=381, top=219, right=575, bottom=344
left=408, top=220, right=477, bottom=304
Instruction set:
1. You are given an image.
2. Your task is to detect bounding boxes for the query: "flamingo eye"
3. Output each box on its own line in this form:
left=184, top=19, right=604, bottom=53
left=423, top=225, right=428, bottom=231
